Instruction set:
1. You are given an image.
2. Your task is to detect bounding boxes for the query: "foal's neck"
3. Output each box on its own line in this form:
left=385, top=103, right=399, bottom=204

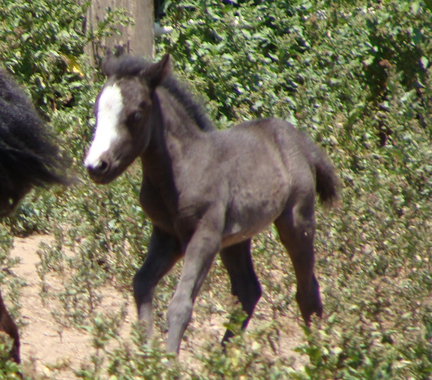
left=141, top=87, right=207, bottom=178
left=156, top=87, right=205, bottom=143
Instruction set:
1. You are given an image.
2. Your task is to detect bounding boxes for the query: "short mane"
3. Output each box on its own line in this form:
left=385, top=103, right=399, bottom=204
left=102, top=54, right=150, bottom=78
left=102, top=54, right=214, bottom=132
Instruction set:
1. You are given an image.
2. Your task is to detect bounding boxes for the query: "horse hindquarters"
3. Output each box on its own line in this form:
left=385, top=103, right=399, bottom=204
left=0, top=290, right=20, bottom=363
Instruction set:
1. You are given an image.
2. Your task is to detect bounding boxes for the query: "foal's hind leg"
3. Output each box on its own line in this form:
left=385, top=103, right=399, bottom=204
left=220, top=239, right=262, bottom=344
left=275, top=200, right=322, bottom=325
left=133, top=227, right=183, bottom=337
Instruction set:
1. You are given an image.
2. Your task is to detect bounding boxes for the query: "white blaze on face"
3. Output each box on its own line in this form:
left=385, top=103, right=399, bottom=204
left=84, top=83, right=124, bottom=168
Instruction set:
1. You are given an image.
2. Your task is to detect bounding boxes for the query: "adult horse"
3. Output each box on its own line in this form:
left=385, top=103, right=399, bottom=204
left=84, top=53, right=338, bottom=354
left=0, top=68, right=68, bottom=363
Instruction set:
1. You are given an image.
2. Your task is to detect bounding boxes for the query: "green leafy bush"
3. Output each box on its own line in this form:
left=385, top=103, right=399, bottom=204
left=0, top=333, right=22, bottom=379
left=0, top=0, right=431, bottom=378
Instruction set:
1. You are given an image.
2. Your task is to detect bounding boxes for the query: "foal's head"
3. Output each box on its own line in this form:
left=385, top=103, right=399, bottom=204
left=84, top=54, right=171, bottom=184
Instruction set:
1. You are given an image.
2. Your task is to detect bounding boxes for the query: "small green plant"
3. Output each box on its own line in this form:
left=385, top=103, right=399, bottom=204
left=0, top=333, right=22, bottom=379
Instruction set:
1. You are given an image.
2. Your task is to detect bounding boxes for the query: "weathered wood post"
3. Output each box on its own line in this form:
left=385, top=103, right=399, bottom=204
left=85, top=0, right=154, bottom=61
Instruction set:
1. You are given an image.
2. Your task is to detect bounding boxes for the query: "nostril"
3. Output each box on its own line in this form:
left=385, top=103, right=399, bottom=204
left=97, top=160, right=109, bottom=173
left=87, top=159, right=110, bottom=177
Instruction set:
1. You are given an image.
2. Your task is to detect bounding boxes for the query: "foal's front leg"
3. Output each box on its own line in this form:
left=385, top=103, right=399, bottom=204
left=133, top=227, right=182, bottom=338
left=167, top=220, right=222, bottom=353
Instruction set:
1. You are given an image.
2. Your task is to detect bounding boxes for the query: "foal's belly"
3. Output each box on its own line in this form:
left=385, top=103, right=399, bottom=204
left=222, top=224, right=271, bottom=248
left=221, top=197, right=286, bottom=248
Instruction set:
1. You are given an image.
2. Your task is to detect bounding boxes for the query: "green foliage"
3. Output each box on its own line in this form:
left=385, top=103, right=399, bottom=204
left=0, top=333, right=22, bottom=379
left=0, top=224, right=25, bottom=323
left=0, top=0, right=131, bottom=116
left=0, top=0, right=90, bottom=116
left=191, top=322, right=298, bottom=380
left=35, top=173, right=152, bottom=328
left=294, top=309, right=432, bottom=379
left=0, top=361, right=22, bottom=379
left=0, top=0, right=432, bottom=378
left=104, top=330, right=180, bottom=380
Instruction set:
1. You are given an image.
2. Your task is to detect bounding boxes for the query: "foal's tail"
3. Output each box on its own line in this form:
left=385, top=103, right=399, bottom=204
left=310, top=145, right=339, bottom=206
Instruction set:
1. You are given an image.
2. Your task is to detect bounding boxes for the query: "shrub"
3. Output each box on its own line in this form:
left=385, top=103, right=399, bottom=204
left=0, top=0, right=431, bottom=378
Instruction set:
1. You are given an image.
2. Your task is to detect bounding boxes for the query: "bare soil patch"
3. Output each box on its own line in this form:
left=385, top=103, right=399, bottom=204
left=9, top=234, right=307, bottom=379
left=9, top=235, right=134, bottom=379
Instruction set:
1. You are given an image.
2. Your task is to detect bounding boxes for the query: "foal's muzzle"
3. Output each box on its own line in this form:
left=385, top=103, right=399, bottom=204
left=85, top=159, right=112, bottom=184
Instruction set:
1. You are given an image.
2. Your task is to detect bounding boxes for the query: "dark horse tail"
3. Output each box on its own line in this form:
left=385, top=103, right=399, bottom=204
left=0, top=68, right=69, bottom=216
left=309, top=143, right=339, bottom=206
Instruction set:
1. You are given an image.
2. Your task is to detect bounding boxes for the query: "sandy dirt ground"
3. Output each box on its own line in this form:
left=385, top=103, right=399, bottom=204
left=9, top=235, right=134, bottom=379
left=9, top=234, right=307, bottom=379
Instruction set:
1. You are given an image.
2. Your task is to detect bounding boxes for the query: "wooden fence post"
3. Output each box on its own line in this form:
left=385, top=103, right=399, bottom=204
left=85, top=0, right=154, bottom=62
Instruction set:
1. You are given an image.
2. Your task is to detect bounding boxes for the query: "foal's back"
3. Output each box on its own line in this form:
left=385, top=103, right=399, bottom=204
left=228, top=118, right=323, bottom=170
left=211, top=118, right=330, bottom=198
left=202, top=118, right=334, bottom=247
left=221, top=118, right=338, bottom=203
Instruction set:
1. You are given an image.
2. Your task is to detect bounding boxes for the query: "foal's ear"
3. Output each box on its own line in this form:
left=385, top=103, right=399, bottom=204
left=142, top=54, right=171, bottom=90
left=102, top=45, right=126, bottom=77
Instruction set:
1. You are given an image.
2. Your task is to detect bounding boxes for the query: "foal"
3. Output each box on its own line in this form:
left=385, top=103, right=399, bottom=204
left=84, top=53, right=338, bottom=354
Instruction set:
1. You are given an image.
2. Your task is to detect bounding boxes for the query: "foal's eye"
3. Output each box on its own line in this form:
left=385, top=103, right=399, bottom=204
left=132, top=111, right=143, bottom=122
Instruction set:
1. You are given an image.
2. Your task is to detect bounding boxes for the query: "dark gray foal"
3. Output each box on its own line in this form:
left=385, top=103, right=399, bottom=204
left=84, top=53, right=338, bottom=354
